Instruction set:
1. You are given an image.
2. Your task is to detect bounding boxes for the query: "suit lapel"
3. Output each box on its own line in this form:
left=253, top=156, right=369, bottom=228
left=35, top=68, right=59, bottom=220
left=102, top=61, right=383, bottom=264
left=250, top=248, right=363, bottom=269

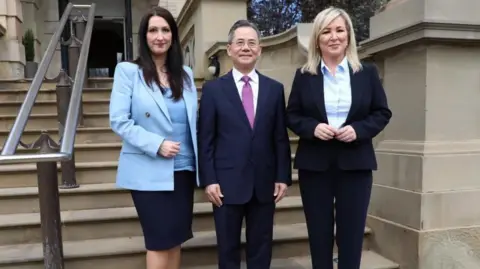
left=221, top=72, right=253, bottom=131
left=253, top=73, right=269, bottom=135
left=137, top=69, right=172, bottom=125
left=310, top=66, right=328, bottom=123
left=345, top=65, right=362, bottom=122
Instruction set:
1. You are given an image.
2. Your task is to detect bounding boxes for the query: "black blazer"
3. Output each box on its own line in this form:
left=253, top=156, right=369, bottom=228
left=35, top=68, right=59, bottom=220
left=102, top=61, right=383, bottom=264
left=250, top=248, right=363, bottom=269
left=198, top=70, right=292, bottom=204
left=286, top=63, right=392, bottom=172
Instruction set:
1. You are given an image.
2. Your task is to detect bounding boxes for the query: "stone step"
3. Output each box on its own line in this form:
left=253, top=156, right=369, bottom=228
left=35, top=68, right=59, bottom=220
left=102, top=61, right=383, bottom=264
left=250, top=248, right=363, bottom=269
left=86, top=77, right=114, bottom=88
left=0, top=223, right=375, bottom=269
left=0, top=161, right=118, bottom=188
left=0, top=131, right=297, bottom=152
left=187, top=251, right=399, bottom=269
left=0, top=196, right=305, bottom=245
left=0, top=81, right=57, bottom=90
left=14, top=142, right=122, bottom=163
left=0, top=127, right=121, bottom=145
left=0, top=144, right=299, bottom=189
left=0, top=183, right=131, bottom=214
left=0, top=112, right=109, bottom=130
left=0, top=100, right=110, bottom=114
left=0, top=177, right=301, bottom=213
left=7, top=141, right=298, bottom=163
left=0, top=158, right=298, bottom=188
left=0, top=88, right=111, bottom=102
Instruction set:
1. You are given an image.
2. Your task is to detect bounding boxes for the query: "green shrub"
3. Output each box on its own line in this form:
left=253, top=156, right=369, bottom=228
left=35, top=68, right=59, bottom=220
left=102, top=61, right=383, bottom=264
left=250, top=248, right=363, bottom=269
left=22, top=29, right=35, bottom=62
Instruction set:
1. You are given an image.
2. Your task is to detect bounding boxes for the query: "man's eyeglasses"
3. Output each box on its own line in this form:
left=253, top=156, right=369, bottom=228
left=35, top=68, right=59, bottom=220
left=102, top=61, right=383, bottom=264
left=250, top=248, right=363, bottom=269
left=232, top=40, right=259, bottom=48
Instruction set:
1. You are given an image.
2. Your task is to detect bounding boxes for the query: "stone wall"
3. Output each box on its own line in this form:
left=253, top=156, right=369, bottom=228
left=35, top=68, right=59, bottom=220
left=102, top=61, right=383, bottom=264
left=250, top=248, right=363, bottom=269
left=0, top=0, right=25, bottom=79
left=359, top=0, right=480, bottom=268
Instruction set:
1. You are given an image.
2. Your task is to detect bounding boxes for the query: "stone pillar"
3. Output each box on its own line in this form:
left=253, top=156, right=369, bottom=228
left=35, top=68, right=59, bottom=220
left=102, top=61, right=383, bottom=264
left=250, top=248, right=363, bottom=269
left=131, top=0, right=154, bottom=60
left=0, top=0, right=25, bottom=79
left=38, top=0, right=62, bottom=79
left=157, top=0, right=186, bottom=18
left=359, top=0, right=480, bottom=268
left=177, top=0, right=247, bottom=79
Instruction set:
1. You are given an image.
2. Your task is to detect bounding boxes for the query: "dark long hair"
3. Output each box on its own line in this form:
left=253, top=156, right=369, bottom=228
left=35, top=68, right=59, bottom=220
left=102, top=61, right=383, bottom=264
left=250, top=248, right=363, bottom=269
left=134, top=7, right=190, bottom=100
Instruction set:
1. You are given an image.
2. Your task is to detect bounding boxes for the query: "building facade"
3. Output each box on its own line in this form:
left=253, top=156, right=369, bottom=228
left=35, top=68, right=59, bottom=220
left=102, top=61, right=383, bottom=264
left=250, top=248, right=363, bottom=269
left=0, top=0, right=186, bottom=80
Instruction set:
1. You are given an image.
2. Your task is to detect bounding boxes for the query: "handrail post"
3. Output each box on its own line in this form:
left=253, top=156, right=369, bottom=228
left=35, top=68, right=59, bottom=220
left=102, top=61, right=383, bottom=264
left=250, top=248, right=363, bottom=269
left=59, top=0, right=71, bottom=75
left=73, top=15, right=86, bottom=40
left=55, top=70, right=79, bottom=189
left=60, top=3, right=96, bottom=154
left=1, top=3, right=74, bottom=155
left=67, top=31, right=84, bottom=126
left=35, top=132, right=64, bottom=268
left=74, top=16, right=87, bottom=127
left=73, top=16, right=87, bottom=126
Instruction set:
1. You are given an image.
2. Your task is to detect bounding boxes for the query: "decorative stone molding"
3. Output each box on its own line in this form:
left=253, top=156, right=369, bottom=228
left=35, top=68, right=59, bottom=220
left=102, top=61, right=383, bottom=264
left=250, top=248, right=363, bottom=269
left=206, top=24, right=309, bottom=59
left=205, top=41, right=227, bottom=59
left=20, top=0, right=39, bottom=10
left=296, top=23, right=312, bottom=56
left=0, top=0, right=9, bottom=37
left=157, top=0, right=186, bottom=18
left=182, top=26, right=195, bottom=70
left=176, top=0, right=200, bottom=33
left=359, top=21, right=480, bottom=58
left=376, top=140, right=480, bottom=156
left=0, top=23, right=5, bottom=37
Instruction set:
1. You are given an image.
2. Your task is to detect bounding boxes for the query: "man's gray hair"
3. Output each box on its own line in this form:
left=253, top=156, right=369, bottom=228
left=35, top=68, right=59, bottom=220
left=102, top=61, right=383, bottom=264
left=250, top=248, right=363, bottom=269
left=227, top=20, right=261, bottom=44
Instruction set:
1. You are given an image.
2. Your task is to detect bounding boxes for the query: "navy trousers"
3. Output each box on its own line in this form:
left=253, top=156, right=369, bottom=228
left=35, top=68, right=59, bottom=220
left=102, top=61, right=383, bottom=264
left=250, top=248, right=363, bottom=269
left=213, top=194, right=276, bottom=269
left=298, top=168, right=372, bottom=269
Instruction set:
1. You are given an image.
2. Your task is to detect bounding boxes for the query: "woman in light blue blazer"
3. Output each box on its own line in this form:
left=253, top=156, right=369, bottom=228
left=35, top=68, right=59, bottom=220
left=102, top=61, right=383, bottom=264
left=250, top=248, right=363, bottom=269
left=109, top=7, right=198, bottom=269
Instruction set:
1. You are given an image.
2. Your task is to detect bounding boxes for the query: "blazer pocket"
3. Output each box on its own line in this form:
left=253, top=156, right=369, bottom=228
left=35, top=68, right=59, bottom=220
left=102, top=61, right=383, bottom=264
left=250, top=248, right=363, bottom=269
left=214, top=158, right=234, bottom=169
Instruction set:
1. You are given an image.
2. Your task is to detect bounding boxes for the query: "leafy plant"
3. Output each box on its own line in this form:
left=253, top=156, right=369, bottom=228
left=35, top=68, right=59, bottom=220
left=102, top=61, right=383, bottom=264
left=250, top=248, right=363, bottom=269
left=22, top=29, right=35, bottom=62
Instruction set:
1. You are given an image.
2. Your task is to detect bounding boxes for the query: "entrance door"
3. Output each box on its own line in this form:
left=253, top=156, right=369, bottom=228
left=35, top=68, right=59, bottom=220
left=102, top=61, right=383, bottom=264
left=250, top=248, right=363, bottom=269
left=88, top=18, right=125, bottom=77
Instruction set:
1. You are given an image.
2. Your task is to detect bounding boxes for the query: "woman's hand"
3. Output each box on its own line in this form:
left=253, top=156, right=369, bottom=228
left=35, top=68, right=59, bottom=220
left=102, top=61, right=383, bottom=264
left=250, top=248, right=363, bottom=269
left=335, top=125, right=357, bottom=142
left=314, top=123, right=337, bottom=140
left=158, top=140, right=180, bottom=158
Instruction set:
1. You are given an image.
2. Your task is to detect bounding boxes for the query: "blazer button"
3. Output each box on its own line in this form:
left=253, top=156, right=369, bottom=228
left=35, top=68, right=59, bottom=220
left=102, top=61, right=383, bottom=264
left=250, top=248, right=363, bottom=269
left=145, top=112, right=150, bottom=118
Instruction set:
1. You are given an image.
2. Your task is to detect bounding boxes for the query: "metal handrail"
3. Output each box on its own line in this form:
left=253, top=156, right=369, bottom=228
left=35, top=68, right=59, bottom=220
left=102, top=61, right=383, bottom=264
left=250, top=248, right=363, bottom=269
left=0, top=3, right=96, bottom=164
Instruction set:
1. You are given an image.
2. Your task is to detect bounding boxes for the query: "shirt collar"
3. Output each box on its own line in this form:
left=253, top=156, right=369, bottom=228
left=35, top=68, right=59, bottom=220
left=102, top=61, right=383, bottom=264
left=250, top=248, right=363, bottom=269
left=232, top=67, right=258, bottom=84
left=320, top=57, right=349, bottom=75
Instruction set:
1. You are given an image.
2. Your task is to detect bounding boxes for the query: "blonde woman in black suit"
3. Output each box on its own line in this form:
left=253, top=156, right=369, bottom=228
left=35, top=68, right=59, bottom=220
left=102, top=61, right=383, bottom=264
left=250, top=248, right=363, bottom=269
left=286, top=7, right=392, bottom=269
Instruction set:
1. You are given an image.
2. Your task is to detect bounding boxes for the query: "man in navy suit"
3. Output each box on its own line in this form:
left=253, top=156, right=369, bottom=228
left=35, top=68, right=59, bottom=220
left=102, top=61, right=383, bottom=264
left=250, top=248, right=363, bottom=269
left=198, top=20, right=292, bottom=269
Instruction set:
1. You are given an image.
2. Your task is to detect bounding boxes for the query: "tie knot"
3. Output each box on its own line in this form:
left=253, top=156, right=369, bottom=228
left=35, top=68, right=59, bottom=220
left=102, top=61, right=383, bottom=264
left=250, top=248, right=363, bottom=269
left=241, top=76, right=251, bottom=83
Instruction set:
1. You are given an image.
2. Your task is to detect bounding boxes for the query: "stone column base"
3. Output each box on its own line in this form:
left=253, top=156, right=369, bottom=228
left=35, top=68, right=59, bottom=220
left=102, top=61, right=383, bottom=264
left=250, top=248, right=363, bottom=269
left=368, top=216, right=480, bottom=269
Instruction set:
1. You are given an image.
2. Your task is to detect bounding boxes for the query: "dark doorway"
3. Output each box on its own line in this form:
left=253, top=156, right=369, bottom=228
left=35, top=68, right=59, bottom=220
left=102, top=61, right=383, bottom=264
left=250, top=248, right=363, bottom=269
left=88, top=19, right=125, bottom=77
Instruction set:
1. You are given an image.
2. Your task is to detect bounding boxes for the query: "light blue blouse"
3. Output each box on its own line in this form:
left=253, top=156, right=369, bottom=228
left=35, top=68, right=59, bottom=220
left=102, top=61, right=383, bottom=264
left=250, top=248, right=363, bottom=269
left=163, top=88, right=195, bottom=171
left=321, top=57, right=352, bottom=129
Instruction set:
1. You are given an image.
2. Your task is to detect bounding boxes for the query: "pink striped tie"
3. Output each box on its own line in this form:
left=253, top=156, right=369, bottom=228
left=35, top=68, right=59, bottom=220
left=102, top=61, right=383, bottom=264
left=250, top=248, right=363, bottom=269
left=241, top=76, right=254, bottom=128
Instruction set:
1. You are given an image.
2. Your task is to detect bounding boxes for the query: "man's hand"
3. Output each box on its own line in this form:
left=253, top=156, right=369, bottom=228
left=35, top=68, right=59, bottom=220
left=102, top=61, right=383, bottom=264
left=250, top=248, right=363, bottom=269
left=205, top=183, right=223, bottom=207
left=274, top=183, right=288, bottom=203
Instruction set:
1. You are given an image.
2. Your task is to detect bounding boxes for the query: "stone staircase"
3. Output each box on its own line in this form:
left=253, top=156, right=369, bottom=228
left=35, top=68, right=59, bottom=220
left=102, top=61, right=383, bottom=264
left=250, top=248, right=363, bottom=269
left=0, top=79, right=399, bottom=269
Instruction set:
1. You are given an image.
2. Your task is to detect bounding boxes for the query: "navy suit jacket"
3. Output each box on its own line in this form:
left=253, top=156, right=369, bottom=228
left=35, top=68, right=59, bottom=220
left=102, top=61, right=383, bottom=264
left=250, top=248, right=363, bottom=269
left=286, top=63, right=392, bottom=172
left=198, top=70, right=292, bottom=204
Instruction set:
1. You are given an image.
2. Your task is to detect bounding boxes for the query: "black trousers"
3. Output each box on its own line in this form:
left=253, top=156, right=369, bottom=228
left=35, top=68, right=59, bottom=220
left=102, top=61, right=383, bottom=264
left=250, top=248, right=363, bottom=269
left=213, top=194, right=276, bottom=269
left=298, top=168, right=373, bottom=269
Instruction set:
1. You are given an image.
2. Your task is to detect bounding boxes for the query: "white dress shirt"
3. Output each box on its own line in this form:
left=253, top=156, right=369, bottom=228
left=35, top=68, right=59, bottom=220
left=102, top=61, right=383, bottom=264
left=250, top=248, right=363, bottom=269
left=321, top=57, right=352, bottom=129
left=232, top=67, right=259, bottom=115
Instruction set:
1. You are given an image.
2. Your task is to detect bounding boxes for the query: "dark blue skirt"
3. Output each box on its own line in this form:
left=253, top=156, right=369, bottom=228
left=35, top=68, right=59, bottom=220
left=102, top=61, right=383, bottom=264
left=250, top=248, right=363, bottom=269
left=131, top=171, right=195, bottom=251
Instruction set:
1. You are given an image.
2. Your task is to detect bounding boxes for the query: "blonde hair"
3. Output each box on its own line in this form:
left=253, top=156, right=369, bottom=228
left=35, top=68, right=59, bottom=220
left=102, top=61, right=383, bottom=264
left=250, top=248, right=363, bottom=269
left=301, top=7, right=362, bottom=75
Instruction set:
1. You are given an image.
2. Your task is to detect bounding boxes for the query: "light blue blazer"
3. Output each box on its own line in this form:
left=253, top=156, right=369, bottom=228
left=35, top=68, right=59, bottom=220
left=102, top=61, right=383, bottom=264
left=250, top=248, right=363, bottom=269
left=109, top=62, right=199, bottom=191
